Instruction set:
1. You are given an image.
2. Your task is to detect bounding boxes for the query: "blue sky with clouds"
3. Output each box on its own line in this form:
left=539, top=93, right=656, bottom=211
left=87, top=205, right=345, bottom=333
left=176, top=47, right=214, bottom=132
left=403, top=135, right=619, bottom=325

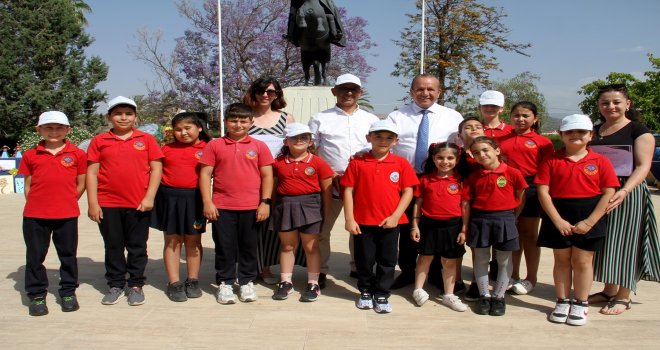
left=85, top=0, right=660, bottom=116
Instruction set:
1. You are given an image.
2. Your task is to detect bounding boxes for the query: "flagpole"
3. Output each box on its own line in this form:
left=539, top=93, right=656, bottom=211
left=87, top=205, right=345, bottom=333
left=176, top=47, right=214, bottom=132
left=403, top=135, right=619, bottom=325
left=217, top=0, right=224, bottom=134
left=420, top=0, right=425, bottom=74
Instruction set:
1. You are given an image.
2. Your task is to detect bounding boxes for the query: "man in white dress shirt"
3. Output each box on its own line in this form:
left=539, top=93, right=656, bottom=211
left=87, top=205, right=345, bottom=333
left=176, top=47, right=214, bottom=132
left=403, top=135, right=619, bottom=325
left=387, top=73, right=464, bottom=289
left=309, top=73, right=380, bottom=288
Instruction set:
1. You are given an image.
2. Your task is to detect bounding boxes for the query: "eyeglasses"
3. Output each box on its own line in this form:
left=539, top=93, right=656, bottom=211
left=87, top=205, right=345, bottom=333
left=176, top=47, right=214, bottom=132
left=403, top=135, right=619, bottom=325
left=257, top=89, right=279, bottom=97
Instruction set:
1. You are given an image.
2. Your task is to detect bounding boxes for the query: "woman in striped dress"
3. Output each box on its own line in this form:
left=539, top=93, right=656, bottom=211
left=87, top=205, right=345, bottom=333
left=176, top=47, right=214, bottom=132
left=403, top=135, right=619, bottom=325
left=589, top=84, right=660, bottom=315
left=242, top=77, right=304, bottom=284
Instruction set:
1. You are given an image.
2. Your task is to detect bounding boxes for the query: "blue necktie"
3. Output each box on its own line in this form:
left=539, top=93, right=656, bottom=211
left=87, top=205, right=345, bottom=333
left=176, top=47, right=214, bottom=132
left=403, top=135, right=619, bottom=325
left=414, top=110, right=429, bottom=172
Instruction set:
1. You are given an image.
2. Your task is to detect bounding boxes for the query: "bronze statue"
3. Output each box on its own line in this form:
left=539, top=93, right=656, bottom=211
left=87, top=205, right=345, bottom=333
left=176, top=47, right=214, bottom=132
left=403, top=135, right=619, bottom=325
left=284, top=0, right=346, bottom=86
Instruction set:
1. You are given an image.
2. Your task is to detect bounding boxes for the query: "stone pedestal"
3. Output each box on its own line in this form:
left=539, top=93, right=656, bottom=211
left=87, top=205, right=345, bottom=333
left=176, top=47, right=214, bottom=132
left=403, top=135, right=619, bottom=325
left=281, top=86, right=335, bottom=125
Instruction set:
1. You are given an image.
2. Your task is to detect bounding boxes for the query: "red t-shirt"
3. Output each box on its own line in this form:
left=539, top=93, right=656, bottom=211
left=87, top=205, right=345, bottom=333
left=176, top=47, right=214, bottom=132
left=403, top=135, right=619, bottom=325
left=18, top=140, right=87, bottom=219
left=535, top=148, right=620, bottom=198
left=483, top=122, right=513, bottom=142
left=500, top=131, right=554, bottom=177
left=161, top=141, right=207, bottom=188
left=462, top=162, right=528, bottom=211
left=87, top=129, right=164, bottom=208
left=198, top=136, right=274, bottom=210
left=273, top=153, right=334, bottom=195
left=341, top=152, right=419, bottom=225
left=414, top=173, right=463, bottom=220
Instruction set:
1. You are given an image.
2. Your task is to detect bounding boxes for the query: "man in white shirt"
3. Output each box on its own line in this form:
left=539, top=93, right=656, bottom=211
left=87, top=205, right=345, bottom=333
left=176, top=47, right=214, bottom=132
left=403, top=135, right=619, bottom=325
left=309, top=73, right=380, bottom=288
left=386, top=73, right=464, bottom=289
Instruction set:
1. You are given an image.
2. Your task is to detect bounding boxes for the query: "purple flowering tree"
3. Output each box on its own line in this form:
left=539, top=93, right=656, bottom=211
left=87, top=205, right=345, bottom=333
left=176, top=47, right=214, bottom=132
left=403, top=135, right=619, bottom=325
left=135, top=0, right=376, bottom=125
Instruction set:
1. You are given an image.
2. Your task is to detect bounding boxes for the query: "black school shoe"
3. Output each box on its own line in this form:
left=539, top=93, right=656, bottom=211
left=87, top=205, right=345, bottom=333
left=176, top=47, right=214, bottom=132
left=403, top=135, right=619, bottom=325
left=299, top=283, right=321, bottom=302
left=166, top=281, right=188, bottom=302
left=29, top=296, right=48, bottom=316
left=185, top=278, right=202, bottom=298
left=489, top=296, right=506, bottom=316
left=475, top=296, right=491, bottom=315
left=61, top=295, right=80, bottom=312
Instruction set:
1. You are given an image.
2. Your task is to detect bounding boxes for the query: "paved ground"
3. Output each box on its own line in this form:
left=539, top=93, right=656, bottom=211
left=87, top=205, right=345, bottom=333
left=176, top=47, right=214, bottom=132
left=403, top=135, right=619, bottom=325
left=1, top=190, right=660, bottom=349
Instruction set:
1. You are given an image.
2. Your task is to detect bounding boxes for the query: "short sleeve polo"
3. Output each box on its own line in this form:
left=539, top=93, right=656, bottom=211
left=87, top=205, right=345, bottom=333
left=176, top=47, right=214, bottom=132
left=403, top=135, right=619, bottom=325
left=161, top=141, right=207, bottom=188
left=414, top=173, right=463, bottom=220
left=463, top=162, right=528, bottom=211
left=273, top=153, right=334, bottom=196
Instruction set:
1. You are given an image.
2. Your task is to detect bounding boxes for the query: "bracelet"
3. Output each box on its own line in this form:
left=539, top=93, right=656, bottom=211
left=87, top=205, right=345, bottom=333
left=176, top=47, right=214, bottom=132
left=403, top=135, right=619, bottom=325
left=411, top=227, right=419, bottom=231
left=620, top=188, right=629, bottom=194
left=582, top=220, right=594, bottom=227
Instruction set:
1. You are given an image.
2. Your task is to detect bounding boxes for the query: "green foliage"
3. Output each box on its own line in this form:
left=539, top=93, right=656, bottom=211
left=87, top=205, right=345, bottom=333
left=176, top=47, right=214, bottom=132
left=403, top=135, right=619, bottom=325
left=0, top=0, right=108, bottom=141
left=578, top=54, right=660, bottom=130
left=392, top=0, right=531, bottom=104
left=455, top=72, right=549, bottom=126
left=545, top=133, right=563, bottom=151
left=19, top=127, right=94, bottom=151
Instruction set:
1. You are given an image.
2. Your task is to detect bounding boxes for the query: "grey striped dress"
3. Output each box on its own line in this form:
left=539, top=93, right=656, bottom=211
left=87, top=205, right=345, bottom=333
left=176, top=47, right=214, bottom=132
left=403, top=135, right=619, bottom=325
left=249, top=112, right=307, bottom=270
left=591, top=122, right=660, bottom=292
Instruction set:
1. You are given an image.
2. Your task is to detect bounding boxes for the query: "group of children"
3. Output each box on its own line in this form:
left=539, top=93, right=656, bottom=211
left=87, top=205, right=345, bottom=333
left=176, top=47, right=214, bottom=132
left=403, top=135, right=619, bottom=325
left=20, top=91, right=619, bottom=326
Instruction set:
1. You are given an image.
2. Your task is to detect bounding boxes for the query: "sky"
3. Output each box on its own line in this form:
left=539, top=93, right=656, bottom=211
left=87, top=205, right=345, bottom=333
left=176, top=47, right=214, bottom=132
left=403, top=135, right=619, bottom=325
left=85, top=0, right=660, bottom=116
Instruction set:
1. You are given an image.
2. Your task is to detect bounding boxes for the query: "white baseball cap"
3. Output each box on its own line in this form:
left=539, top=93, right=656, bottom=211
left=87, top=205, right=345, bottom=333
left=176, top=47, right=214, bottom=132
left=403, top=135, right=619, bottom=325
left=369, top=119, right=399, bottom=135
left=284, top=123, right=313, bottom=138
left=560, top=114, right=593, bottom=131
left=335, top=73, right=362, bottom=87
left=107, top=96, right=137, bottom=113
left=37, top=111, right=70, bottom=126
left=479, top=90, right=505, bottom=107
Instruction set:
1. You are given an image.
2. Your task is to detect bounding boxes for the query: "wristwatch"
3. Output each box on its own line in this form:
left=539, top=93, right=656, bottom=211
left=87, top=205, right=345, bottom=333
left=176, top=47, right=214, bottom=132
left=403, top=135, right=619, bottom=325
left=260, top=198, right=272, bottom=204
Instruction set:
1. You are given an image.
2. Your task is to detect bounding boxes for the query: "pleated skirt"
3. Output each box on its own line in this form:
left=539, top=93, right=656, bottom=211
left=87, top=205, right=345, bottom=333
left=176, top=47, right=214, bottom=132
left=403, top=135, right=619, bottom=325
left=467, top=209, right=519, bottom=251
left=150, top=186, right=206, bottom=234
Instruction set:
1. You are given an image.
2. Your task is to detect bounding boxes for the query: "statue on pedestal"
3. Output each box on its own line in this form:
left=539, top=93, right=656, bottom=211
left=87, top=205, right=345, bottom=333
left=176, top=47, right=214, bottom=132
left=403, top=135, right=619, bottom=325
left=284, top=0, right=346, bottom=86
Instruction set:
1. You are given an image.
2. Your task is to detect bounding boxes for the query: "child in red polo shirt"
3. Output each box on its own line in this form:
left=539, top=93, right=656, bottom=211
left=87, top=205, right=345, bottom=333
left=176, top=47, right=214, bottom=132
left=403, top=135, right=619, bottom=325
left=87, top=96, right=164, bottom=307
left=199, top=103, right=274, bottom=305
left=479, top=90, right=513, bottom=142
left=463, top=136, right=527, bottom=316
left=410, top=142, right=468, bottom=312
left=341, top=120, right=419, bottom=313
left=18, top=111, right=87, bottom=316
left=150, top=111, right=211, bottom=302
left=536, top=114, right=618, bottom=326
left=499, top=101, right=555, bottom=296
left=270, top=123, right=333, bottom=302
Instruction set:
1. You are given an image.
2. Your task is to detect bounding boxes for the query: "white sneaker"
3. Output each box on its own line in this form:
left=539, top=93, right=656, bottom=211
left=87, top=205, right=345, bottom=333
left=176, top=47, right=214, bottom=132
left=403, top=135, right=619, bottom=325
left=215, top=282, right=237, bottom=304
left=548, top=299, right=571, bottom=323
left=412, top=288, right=429, bottom=306
left=441, top=294, right=468, bottom=312
left=511, top=279, right=534, bottom=295
left=239, top=282, right=258, bottom=302
left=566, top=301, right=589, bottom=326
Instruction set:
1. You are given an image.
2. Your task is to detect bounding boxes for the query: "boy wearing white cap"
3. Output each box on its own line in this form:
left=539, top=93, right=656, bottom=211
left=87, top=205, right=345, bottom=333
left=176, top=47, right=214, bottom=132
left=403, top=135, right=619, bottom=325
left=18, top=111, right=87, bottom=316
left=341, top=120, right=419, bottom=313
left=535, top=114, right=619, bottom=326
left=479, top=90, right=513, bottom=141
left=309, top=73, right=379, bottom=287
left=87, top=96, right=164, bottom=306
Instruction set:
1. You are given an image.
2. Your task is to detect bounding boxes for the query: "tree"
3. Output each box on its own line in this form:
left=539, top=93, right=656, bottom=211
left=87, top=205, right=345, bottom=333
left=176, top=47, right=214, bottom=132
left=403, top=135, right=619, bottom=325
left=392, top=0, right=531, bottom=105
left=578, top=54, right=660, bottom=130
left=133, top=0, right=376, bottom=125
left=455, top=72, right=548, bottom=126
left=0, top=0, right=108, bottom=141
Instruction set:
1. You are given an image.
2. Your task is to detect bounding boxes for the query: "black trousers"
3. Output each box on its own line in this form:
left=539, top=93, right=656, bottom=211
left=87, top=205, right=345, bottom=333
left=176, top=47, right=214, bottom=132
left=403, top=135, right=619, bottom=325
left=98, top=208, right=150, bottom=288
left=23, top=217, right=78, bottom=298
left=212, top=209, right=260, bottom=285
left=354, top=225, right=399, bottom=299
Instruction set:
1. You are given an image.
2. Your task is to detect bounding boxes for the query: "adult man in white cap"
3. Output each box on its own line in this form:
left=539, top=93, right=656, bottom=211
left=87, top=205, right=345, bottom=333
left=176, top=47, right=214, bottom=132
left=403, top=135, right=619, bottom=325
left=386, top=73, right=464, bottom=289
left=308, top=73, right=380, bottom=288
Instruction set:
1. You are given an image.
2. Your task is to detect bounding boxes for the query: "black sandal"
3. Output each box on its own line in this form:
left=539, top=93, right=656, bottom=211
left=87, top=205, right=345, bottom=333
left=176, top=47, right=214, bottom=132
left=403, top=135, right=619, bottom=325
left=587, top=291, right=614, bottom=304
left=600, top=299, right=632, bottom=315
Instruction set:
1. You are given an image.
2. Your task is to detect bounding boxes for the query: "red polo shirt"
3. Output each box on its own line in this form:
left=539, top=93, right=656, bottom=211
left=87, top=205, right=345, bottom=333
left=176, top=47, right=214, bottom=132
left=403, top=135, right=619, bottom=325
left=199, top=136, right=274, bottom=210
left=161, top=141, right=207, bottom=188
left=500, top=131, right=554, bottom=177
left=341, top=152, right=419, bottom=225
left=483, top=122, right=513, bottom=142
left=273, top=153, right=334, bottom=195
left=18, top=140, right=87, bottom=219
left=463, top=162, right=527, bottom=211
left=535, top=148, right=619, bottom=198
left=87, top=129, right=164, bottom=208
left=414, top=173, right=463, bottom=220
